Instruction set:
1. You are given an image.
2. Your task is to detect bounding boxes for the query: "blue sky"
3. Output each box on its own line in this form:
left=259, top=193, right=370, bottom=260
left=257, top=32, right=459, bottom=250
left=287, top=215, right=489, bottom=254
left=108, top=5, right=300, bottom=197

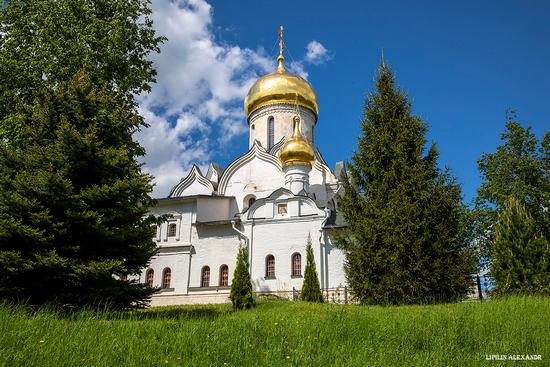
left=139, top=0, right=549, bottom=202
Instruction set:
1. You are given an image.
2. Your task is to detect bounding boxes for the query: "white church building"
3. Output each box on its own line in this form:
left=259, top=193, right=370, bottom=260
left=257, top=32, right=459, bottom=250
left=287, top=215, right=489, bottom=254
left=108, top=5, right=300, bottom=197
left=140, top=30, right=349, bottom=306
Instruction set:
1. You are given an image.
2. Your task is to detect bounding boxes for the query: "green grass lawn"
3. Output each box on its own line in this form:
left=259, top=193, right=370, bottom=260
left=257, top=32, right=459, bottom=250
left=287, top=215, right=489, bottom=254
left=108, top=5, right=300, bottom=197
left=1, top=297, right=548, bottom=367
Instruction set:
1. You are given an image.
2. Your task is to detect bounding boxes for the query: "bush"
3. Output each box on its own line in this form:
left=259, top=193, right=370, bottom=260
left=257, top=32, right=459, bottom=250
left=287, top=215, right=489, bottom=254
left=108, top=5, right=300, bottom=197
left=301, top=234, right=323, bottom=302
left=230, top=245, right=255, bottom=310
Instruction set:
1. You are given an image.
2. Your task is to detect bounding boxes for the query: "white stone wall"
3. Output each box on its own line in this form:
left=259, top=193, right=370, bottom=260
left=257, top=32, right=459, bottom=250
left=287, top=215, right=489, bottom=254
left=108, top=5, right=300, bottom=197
left=249, top=104, right=316, bottom=149
left=151, top=201, right=194, bottom=245
left=195, top=197, right=237, bottom=223
left=222, top=156, right=284, bottom=212
left=321, top=232, right=347, bottom=290
left=189, top=224, right=240, bottom=288
left=179, top=179, right=212, bottom=196
left=142, top=248, right=191, bottom=294
left=245, top=218, right=324, bottom=293
left=144, top=199, right=242, bottom=294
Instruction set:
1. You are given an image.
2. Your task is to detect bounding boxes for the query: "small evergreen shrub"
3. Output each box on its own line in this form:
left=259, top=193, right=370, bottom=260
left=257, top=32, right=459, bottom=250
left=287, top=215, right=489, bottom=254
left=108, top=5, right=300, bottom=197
left=230, top=245, right=255, bottom=310
left=301, top=234, right=323, bottom=302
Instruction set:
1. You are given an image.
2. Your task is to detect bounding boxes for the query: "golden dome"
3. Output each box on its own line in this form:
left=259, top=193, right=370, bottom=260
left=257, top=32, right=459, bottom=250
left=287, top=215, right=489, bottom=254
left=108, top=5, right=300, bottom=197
left=279, top=116, right=315, bottom=168
left=244, top=27, right=318, bottom=119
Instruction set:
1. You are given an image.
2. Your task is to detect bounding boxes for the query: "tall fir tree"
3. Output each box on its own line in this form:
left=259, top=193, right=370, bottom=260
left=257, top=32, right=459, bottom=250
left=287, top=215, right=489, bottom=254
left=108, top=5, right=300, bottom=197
left=337, top=63, right=475, bottom=305
left=491, top=197, right=550, bottom=296
left=0, top=72, right=158, bottom=308
left=0, top=0, right=164, bottom=309
left=301, top=234, right=323, bottom=302
left=474, top=111, right=549, bottom=262
left=230, top=245, right=255, bottom=310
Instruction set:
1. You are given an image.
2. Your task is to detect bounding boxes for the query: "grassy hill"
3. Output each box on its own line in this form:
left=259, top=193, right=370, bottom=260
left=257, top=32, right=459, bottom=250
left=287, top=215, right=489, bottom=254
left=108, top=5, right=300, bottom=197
left=1, top=296, right=548, bottom=366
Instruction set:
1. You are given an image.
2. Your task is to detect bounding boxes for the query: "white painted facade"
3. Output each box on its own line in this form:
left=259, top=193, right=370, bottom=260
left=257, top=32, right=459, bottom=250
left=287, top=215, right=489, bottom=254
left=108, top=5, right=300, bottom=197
left=138, top=66, right=348, bottom=306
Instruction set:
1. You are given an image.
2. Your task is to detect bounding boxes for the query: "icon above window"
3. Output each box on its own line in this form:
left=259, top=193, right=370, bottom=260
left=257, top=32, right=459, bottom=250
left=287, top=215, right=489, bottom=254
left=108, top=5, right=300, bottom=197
left=277, top=203, right=288, bottom=215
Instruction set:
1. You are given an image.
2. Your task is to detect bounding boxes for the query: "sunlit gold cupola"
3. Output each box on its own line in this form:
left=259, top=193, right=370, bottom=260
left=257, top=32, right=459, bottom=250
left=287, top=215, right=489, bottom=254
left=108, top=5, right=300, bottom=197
left=279, top=116, right=315, bottom=168
left=244, top=26, right=319, bottom=120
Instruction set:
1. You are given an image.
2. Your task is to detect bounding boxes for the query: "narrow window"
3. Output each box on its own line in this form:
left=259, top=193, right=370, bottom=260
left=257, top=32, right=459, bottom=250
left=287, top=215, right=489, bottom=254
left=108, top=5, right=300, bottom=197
left=267, top=116, right=274, bottom=149
left=162, top=268, right=171, bottom=289
left=219, top=265, right=229, bottom=287
left=120, top=274, right=128, bottom=281
left=265, top=255, right=275, bottom=278
left=146, top=269, right=154, bottom=288
left=244, top=195, right=256, bottom=210
left=291, top=253, right=302, bottom=276
left=201, top=266, right=210, bottom=287
left=168, top=223, right=177, bottom=237
left=151, top=225, right=157, bottom=238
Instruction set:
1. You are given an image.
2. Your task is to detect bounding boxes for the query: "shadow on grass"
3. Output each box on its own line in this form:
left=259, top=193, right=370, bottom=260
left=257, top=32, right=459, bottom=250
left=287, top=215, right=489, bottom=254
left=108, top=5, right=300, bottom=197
left=0, top=299, right=292, bottom=322
left=125, top=299, right=284, bottom=321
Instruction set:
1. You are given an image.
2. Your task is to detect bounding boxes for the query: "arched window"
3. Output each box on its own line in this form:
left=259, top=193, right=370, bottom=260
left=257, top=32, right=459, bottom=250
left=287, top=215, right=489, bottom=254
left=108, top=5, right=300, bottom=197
left=162, top=268, right=171, bottom=289
left=265, top=255, right=275, bottom=278
left=291, top=253, right=302, bottom=277
left=201, top=266, right=210, bottom=287
left=146, top=269, right=154, bottom=288
left=244, top=195, right=256, bottom=210
left=168, top=223, right=177, bottom=237
left=151, top=225, right=157, bottom=238
left=267, top=116, right=274, bottom=149
left=219, top=265, right=229, bottom=287
left=120, top=274, right=128, bottom=281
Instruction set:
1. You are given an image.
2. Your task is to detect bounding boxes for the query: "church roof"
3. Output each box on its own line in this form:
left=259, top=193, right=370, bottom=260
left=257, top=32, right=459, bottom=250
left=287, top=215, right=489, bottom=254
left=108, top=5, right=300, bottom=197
left=157, top=194, right=234, bottom=204
left=323, top=209, right=348, bottom=229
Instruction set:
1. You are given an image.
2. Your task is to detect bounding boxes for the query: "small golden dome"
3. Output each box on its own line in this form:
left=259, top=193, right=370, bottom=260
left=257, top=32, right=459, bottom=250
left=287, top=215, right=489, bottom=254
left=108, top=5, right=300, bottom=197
left=279, top=116, right=315, bottom=168
left=244, top=27, right=318, bottom=119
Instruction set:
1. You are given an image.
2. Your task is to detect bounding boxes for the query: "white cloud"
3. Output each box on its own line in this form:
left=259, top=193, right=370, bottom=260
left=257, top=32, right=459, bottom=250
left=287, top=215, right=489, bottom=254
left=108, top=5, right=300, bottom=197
left=305, top=40, right=331, bottom=65
left=137, top=0, right=331, bottom=197
left=136, top=0, right=272, bottom=197
left=289, top=61, right=308, bottom=80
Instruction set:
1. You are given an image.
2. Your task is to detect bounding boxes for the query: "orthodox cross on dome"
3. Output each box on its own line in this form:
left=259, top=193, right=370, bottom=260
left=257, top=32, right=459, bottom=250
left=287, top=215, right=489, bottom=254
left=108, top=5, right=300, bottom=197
left=278, top=26, right=284, bottom=56
left=277, top=25, right=286, bottom=73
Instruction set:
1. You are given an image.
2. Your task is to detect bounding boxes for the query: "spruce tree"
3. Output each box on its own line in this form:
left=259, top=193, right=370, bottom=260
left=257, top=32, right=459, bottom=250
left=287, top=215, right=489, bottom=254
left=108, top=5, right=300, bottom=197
left=0, top=0, right=163, bottom=309
left=337, top=63, right=475, bottom=305
left=230, top=245, right=255, bottom=310
left=491, top=197, right=550, bottom=296
left=301, top=234, right=323, bottom=302
left=0, top=72, right=157, bottom=309
left=474, top=112, right=549, bottom=262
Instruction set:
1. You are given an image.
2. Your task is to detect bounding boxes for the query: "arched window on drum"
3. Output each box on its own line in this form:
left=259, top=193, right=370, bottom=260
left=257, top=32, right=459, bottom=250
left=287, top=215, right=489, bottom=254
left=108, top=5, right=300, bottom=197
left=267, top=116, right=274, bottom=149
